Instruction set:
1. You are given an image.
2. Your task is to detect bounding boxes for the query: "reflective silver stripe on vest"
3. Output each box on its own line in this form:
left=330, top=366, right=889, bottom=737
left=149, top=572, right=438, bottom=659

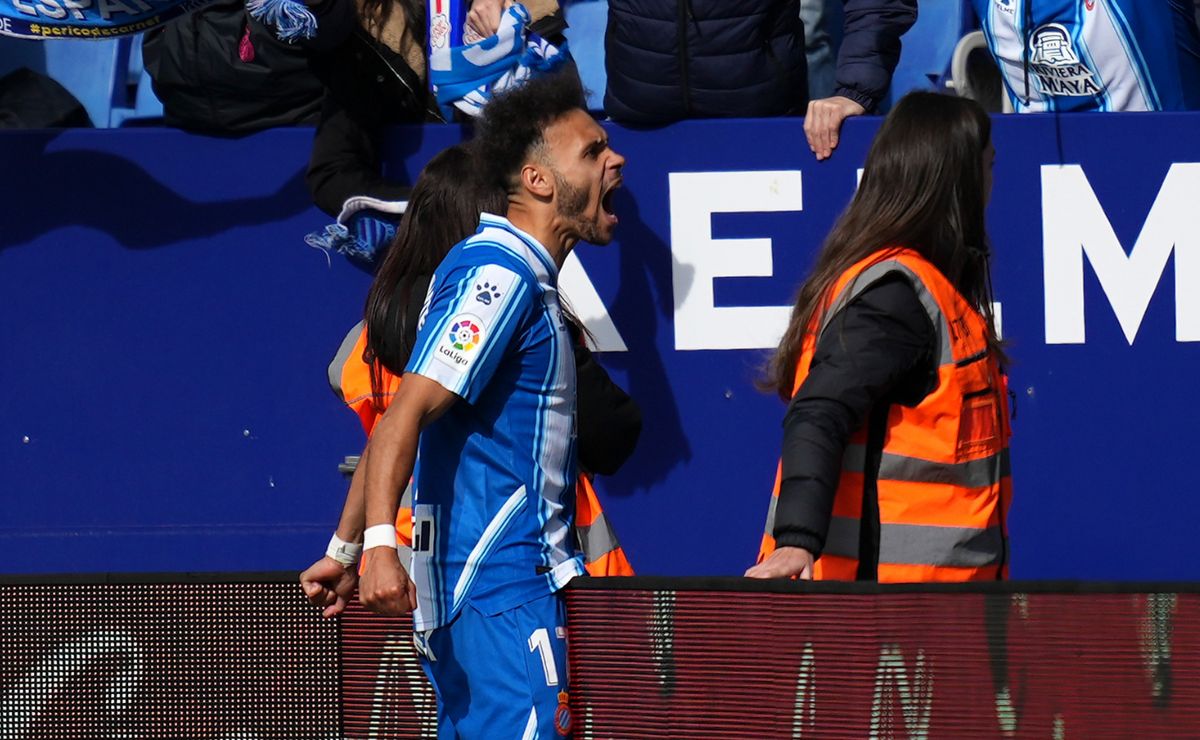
left=821, top=516, right=862, bottom=560
left=400, top=479, right=413, bottom=510
left=328, top=320, right=365, bottom=402
left=577, top=511, right=622, bottom=563
left=843, top=444, right=1010, bottom=488
left=823, top=516, right=1003, bottom=568
left=880, top=523, right=1005, bottom=567
left=762, top=494, right=779, bottom=536
left=819, top=260, right=954, bottom=367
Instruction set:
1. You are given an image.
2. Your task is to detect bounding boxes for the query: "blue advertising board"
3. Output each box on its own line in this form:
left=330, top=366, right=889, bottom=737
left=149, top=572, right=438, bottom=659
left=1, top=112, right=1198, bottom=579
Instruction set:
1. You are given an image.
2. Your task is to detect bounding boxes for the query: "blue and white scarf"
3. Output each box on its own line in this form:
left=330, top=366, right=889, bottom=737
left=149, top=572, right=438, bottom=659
left=428, top=1, right=569, bottom=118
left=305, top=196, right=408, bottom=266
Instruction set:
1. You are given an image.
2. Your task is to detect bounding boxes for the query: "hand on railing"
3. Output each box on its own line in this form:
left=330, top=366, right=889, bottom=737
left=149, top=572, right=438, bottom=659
left=744, top=546, right=815, bottom=580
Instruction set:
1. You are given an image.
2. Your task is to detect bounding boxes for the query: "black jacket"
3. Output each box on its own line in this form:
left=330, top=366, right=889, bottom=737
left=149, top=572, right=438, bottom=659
left=143, top=0, right=357, bottom=133
left=833, top=0, right=918, bottom=111
left=144, top=0, right=430, bottom=139
left=773, top=275, right=935, bottom=570
left=605, top=0, right=807, bottom=123
left=603, top=0, right=918, bottom=125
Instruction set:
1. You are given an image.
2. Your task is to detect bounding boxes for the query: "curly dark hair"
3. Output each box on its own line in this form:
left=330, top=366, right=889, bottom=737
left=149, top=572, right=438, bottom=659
left=476, top=71, right=588, bottom=192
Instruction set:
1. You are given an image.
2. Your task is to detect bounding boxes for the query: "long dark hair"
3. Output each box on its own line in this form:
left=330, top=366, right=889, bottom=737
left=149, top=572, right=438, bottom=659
left=358, top=0, right=424, bottom=45
left=765, top=91, right=1000, bottom=399
left=363, top=143, right=506, bottom=405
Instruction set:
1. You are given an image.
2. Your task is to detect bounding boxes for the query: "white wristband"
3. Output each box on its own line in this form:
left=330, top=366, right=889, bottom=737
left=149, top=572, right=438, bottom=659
left=325, top=533, right=362, bottom=567
left=363, top=523, right=399, bottom=551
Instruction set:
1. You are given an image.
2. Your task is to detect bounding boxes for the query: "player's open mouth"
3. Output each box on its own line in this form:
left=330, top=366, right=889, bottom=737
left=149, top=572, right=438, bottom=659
left=601, top=179, right=621, bottom=224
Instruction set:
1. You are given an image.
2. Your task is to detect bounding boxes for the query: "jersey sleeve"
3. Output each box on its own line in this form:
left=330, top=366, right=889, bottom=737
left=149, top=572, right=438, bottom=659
left=404, top=262, right=533, bottom=404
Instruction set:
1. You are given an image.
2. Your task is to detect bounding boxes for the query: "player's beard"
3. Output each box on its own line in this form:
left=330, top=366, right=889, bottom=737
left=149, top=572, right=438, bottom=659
left=553, top=169, right=605, bottom=244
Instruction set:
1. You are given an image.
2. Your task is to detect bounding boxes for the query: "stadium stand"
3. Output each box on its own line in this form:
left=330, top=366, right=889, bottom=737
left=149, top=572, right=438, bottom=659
left=2, top=0, right=984, bottom=126
left=0, top=35, right=160, bottom=126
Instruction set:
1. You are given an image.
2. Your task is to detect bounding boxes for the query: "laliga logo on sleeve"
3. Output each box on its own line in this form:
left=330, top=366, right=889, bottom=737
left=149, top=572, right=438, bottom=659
left=436, top=313, right=486, bottom=371
left=449, top=319, right=482, bottom=351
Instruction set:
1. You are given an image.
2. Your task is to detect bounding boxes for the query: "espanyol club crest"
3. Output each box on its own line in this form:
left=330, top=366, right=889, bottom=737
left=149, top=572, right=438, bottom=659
left=431, top=12, right=450, bottom=49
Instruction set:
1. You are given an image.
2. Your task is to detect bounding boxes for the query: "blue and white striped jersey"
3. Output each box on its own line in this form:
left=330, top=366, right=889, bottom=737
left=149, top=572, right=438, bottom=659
left=404, top=213, right=584, bottom=632
left=976, top=0, right=1200, bottom=112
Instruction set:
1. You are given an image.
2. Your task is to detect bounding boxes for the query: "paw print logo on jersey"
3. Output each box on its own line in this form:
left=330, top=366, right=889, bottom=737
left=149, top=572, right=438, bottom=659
left=475, top=282, right=502, bottom=306
left=449, top=320, right=482, bottom=352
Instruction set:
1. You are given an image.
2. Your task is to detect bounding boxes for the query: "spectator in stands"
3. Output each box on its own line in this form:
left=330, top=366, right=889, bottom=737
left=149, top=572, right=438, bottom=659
left=301, top=140, right=639, bottom=619
left=142, top=0, right=355, bottom=132
left=304, top=0, right=441, bottom=226
left=747, top=92, right=1011, bottom=583
left=145, top=0, right=571, bottom=218
left=603, top=0, right=916, bottom=161
left=304, top=0, right=574, bottom=263
left=972, top=0, right=1200, bottom=112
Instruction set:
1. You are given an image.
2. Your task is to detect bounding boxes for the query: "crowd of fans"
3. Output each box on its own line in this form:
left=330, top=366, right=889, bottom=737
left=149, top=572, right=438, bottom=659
left=2, top=0, right=1198, bottom=247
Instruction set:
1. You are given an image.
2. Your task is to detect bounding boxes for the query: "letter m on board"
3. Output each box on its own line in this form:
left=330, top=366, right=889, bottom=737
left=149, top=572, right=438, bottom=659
left=1042, top=163, right=1200, bottom=344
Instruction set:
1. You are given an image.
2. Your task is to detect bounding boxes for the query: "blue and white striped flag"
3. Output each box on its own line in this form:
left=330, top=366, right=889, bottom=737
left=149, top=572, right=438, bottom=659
left=428, top=1, right=569, bottom=118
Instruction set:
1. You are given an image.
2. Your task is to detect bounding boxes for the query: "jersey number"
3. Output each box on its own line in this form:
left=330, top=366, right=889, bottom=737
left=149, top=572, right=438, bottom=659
left=528, top=628, right=560, bottom=686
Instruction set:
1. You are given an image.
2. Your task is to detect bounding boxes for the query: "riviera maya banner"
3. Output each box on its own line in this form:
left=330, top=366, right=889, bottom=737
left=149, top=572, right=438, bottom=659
left=0, top=0, right=213, bottom=38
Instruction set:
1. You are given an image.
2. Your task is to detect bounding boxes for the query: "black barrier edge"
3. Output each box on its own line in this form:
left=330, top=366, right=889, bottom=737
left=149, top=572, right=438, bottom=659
left=5, top=572, right=1198, bottom=594
left=565, top=576, right=1200, bottom=595
left=0, top=571, right=299, bottom=585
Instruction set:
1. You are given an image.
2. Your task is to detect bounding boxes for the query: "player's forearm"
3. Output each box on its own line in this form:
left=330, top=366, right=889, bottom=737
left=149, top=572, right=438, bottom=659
left=363, top=409, right=420, bottom=529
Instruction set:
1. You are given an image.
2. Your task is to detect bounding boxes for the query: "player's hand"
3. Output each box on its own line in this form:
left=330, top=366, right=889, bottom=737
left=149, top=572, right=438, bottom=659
left=300, top=556, right=360, bottom=618
left=465, top=0, right=513, bottom=41
left=359, top=547, right=417, bottom=615
left=804, top=96, right=867, bottom=161
left=744, top=546, right=815, bottom=580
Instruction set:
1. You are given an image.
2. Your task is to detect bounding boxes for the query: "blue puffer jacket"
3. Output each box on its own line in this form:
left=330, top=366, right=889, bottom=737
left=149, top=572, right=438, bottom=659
left=604, top=0, right=918, bottom=124
left=605, top=0, right=806, bottom=123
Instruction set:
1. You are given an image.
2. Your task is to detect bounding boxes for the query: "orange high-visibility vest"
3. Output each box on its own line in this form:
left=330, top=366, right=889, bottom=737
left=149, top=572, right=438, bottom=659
left=758, top=249, right=1012, bottom=582
left=330, top=321, right=634, bottom=577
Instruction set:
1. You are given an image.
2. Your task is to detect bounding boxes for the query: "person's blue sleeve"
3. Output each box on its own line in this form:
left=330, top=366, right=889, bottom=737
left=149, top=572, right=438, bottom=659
left=834, top=0, right=919, bottom=112
left=404, top=262, right=534, bottom=404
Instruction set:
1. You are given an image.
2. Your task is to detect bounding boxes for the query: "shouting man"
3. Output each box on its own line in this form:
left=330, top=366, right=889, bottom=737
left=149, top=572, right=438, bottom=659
left=356, top=72, right=625, bottom=739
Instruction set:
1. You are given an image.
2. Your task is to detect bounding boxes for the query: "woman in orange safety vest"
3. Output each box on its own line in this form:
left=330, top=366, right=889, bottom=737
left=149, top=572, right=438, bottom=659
left=301, top=143, right=637, bottom=618
left=747, top=92, right=1011, bottom=583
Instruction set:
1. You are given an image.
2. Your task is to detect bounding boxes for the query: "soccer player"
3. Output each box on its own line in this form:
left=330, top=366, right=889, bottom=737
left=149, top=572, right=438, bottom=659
left=356, top=72, right=625, bottom=739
